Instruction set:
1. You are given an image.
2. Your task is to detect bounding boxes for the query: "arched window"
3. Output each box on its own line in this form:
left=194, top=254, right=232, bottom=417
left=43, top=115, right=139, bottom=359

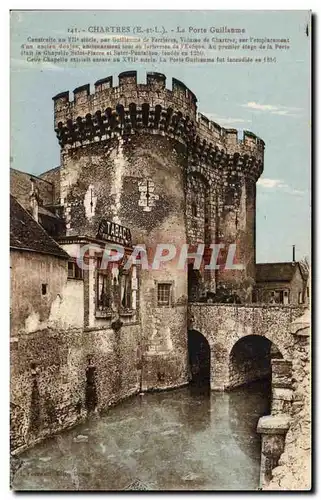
left=96, top=257, right=112, bottom=314
left=120, top=268, right=132, bottom=310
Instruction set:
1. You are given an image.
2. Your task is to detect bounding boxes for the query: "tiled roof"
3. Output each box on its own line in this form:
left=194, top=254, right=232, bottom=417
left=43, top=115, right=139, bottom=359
left=39, top=165, right=60, bottom=176
left=10, top=195, right=68, bottom=259
left=10, top=167, right=55, bottom=209
left=256, top=262, right=301, bottom=282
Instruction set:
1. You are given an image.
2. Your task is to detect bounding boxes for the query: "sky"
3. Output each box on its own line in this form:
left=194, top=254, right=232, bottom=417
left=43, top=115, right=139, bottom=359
left=10, top=10, right=311, bottom=263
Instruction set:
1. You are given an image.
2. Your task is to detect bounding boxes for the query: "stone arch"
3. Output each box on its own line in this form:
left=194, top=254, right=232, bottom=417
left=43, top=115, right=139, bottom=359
left=188, top=304, right=300, bottom=390
left=188, top=329, right=211, bottom=386
left=228, top=334, right=283, bottom=390
left=221, top=330, right=290, bottom=365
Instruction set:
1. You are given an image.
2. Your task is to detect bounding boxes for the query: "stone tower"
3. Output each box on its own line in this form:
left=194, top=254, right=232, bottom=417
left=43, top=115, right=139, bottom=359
left=53, top=71, right=264, bottom=389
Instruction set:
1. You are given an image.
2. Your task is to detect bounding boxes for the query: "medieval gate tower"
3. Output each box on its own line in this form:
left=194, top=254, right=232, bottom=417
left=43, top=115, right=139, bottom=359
left=53, top=71, right=264, bottom=389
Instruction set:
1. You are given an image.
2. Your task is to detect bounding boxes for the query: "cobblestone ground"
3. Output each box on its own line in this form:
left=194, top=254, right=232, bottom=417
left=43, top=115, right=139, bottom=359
left=12, top=381, right=270, bottom=491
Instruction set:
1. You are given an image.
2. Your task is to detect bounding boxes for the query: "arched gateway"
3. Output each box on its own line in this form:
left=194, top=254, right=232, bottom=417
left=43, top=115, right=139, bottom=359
left=188, top=330, right=210, bottom=386
left=229, top=335, right=282, bottom=389
left=188, top=303, right=304, bottom=390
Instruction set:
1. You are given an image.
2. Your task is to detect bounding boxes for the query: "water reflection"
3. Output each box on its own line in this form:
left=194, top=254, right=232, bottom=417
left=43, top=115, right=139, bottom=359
left=13, top=381, right=269, bottom=491
left=188, top=330, right=211, bottom=386
left=228, top=379, right=271, bottom=460
left=182, top=384, right=211, bottom=432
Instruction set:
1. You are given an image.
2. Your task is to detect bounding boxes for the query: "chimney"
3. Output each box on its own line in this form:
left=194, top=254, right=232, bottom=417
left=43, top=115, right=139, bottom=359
left=29, top=178, right=39, bottom=222
left=292, top=245, right=296, bottom=263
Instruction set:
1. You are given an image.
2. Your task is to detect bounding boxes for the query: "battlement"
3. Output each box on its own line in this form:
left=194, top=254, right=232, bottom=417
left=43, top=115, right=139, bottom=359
left=53, top=71, right=198, bottom=123
left=53, top=71, right=264, bottom=176
left=196, top=112, right=264, bottom=158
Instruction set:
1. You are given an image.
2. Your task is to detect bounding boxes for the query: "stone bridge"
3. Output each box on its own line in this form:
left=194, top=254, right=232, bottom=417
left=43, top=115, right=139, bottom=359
left=188, top=303, right=306, bottom=391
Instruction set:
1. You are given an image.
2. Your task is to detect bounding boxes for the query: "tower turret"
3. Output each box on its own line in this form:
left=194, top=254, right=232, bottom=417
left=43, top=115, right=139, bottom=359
left=53, top=72, right=264, bottom=389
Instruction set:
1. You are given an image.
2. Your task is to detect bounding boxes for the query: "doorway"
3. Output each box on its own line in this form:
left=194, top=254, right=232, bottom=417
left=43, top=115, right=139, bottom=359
left=188, top=329, right=211, bottom=387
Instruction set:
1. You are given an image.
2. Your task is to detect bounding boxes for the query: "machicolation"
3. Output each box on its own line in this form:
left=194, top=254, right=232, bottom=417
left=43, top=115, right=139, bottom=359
left=53, top=71, right=264, bottom=181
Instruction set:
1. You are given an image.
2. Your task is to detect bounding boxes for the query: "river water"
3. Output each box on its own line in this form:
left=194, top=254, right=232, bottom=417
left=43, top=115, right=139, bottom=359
left=12, top=380, right=270, bottom=491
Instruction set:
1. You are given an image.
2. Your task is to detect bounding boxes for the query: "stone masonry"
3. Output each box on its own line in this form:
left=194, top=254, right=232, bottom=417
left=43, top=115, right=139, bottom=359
left=10, top=72, right=310, bottom=491
left=264, top=310, right=311, bottom=490
left=188, top=303, right=305, bottom=390
left=53, top=71, right=264, bottom=299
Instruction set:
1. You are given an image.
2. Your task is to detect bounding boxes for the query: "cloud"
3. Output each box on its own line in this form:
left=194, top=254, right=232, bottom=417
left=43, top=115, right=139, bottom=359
left=241, top=102, right=302, bottom=117
left=204, top=113, right=251, bottom=126
left=244, top=102, right=279, bottom=112
left=270, top=110, right=289, bottom=116
left=257, top=178, right=286, bottom=189
left=257, top=178, right=305, bottom=196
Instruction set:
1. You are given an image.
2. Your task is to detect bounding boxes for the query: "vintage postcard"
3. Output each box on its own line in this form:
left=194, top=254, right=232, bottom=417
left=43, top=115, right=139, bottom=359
left=10, top=9, right=311, bottom=491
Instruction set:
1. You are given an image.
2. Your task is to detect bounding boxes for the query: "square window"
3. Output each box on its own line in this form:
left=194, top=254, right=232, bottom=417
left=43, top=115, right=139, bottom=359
left=157, top=283, right=171, bottom=306
left=96, top=272, right=111, bottom=311
left=75, top=263, right=83, bottom=279
left=120, top=271, right=132, bottom=310
left=68, top=261, right=74, bottom=278
left=68, top=261, right=83, bottom=279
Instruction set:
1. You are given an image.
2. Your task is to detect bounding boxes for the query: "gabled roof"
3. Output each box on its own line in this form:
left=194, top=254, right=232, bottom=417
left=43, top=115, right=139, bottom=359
left=256, top=262, right=304, bottom=283
left=10, top=167, right=53, bottom=185
left=10, top=195, right=68, bottom=259
left=10, top=167, right=55, bottom=209
left=39, top=165, right=60, bottom=176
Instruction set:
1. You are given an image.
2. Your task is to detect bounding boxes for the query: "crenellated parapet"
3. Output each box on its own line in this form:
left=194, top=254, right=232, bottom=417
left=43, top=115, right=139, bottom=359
left=53, top=71, right=197, bottom=126
left=53, top=71, right=264, bottom=180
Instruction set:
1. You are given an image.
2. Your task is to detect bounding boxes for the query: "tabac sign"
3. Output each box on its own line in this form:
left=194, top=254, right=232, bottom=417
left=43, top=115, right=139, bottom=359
left=96, top=219, right=132, bottom=247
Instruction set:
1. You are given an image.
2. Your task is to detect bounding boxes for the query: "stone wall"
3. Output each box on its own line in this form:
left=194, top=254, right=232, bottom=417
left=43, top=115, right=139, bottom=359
left=39, top=166, right=61, bottom=204
left=270, top=359, right=293, bottom=415
left=265, top=311, right=311, bottom=490
left=10, top=250, right=68, bottom=337
left=186, top=173, right=208, bottom=244
left=10, top=328, right=84, bottom=452
left=10, top=322, right=141, bottom=454
left=215, top=178, right=257, bottom=297
left=141, top=302, right=189, bottom=391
